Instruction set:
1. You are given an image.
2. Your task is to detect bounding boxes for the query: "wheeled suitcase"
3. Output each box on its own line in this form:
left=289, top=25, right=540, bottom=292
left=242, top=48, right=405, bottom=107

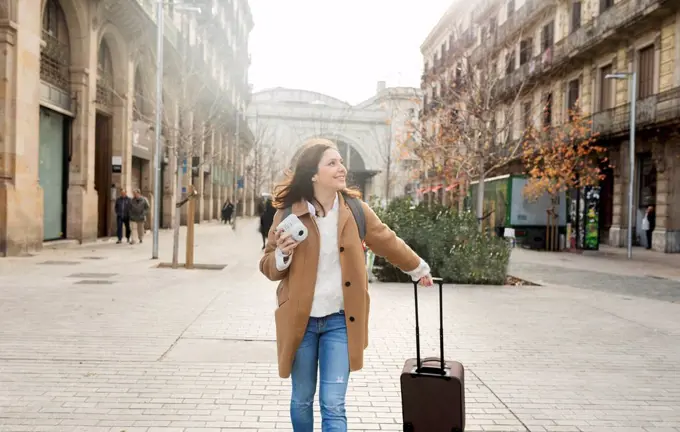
left=400, top=277, right=465, bottom=432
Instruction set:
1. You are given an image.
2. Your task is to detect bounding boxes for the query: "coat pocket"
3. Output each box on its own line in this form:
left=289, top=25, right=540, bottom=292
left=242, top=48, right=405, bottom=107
left=276, top=281, right=289, bottom=307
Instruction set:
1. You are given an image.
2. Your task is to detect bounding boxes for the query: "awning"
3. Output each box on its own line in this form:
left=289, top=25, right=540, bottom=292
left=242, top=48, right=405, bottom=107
left=445, top=183, right=459, bottom=192
left=431, top=185, right=443, bottom=192
left=418, top=187, right=431, bottom=194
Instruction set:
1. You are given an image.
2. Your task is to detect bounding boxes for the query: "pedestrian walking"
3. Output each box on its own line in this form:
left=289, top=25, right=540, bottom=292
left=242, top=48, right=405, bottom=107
left=221, top=199, right=234, bottom=224
left=643, top=205, right=655, bottom=250
left=259, top=138, right=433, bottom=431
left=129, top=189, right=150, bottom=244
left=259, top=198, right=276, bottom=250
left=114, top=188, right=131, bottom=244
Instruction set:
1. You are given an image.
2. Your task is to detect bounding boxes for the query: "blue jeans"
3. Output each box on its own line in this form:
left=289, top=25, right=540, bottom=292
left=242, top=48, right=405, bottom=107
left=290, top=311, right=350, bottom=432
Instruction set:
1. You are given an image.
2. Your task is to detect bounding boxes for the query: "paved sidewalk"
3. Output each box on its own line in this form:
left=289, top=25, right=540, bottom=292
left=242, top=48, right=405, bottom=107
left=510, top=247, right=680, bottom=302
left=1, top=220, right=680, bottom=431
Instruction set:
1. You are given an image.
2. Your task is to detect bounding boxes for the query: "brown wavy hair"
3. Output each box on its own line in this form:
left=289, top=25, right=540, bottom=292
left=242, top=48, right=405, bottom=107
left=273, top=138, right=361, bottom=216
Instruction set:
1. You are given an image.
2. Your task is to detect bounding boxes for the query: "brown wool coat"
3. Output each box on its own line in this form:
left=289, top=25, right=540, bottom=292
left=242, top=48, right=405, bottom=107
left=259, top=194, right=422, bottom=378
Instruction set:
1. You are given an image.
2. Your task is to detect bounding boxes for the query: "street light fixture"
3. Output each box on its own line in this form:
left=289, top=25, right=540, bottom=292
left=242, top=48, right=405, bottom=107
left=605, top=71, right=637, bottom=259
left=152, top=1, right=202, bottom=260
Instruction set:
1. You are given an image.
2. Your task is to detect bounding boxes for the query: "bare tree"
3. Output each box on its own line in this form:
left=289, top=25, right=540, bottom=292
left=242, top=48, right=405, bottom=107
left=405, top=28, right=546, bottom=224
left=123, top=33, right=241, bottom=266
left=244, top=117, right=277, bottom=199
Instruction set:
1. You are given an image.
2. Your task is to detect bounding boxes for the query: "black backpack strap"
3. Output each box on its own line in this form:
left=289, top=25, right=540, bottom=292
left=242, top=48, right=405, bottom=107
left=343, top=194, right=366, bottom=242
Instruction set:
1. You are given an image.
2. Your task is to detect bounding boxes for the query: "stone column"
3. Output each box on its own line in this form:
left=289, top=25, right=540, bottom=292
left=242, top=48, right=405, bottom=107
left=652, top=137, right=680, bottom=252
left=608, top=144, right=631, bottom=248
left=66, top=18, right=99, bottom=244
left=0, top=4, right=43, bottom=256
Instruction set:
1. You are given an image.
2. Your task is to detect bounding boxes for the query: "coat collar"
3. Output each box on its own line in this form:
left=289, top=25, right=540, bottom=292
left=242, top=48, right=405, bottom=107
left=290, top=193, right=344, bottom=218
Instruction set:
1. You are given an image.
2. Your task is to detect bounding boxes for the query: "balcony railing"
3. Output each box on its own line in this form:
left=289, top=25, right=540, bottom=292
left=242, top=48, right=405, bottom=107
left=40, top=32, right=70, bottom=90
left=494, top=49, right=551, bottom=96
left=495, top=0, right=555, bottom=49
left=553, top=0, right=664, bottom=64
left=96, top=71, right=114, bottom=108
left=590, top=87, right=680, bottom=136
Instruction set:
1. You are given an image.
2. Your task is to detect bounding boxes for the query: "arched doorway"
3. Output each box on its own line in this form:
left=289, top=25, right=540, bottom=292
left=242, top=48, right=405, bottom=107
left=95, top=39, right=114, bottom=237
left=39, top=0, right=72, bottom=241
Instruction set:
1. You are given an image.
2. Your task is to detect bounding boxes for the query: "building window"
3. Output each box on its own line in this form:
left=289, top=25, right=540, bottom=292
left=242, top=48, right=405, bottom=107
left=522, top=101, right=532, bottom=130
left=40, top=0, right=70, bottom=90
left=599, top=64, right=613, bottom=111
left=571, top=1, right=581, bottom=33
left=541, top=21, right=554, bottom=52
left=638, top=45, right=655, bottom=99
left=543, top=93, right=553, bottom=127
left=567, top=78, right=580, bottom=119
left=520, top=38, right=533, bottom=65
left=600, top=0, right=613, bottom=13
left=506, top=49, right=516, bottom=74
left=507, top=0, right=515, bottom=18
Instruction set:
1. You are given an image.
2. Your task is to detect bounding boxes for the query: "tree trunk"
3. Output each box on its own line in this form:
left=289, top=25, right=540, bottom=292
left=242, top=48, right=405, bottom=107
left=476, top=156, right=485, bottom=232
left=172, top=161, right=182, bottom=268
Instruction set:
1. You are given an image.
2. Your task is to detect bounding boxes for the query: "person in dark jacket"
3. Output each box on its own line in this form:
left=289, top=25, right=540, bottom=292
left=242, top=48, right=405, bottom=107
left=259, top=198, right=276, bottom=250
left=114, top=188, right=132, bottom=244
left=644, top=205, right=656, bottom=250
left=221, top=200, right=234, bottom=224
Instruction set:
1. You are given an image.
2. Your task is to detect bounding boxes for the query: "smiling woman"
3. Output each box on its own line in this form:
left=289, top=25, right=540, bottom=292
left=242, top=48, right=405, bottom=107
left=260, top=136, right=434, bottom=431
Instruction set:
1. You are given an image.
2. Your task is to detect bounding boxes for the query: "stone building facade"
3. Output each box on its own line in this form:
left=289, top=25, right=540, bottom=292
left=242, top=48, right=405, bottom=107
left=421, top=0, right=680, bottom=253
left=0, top=0, right=254, bottom=256
left=245, top=83, right=422, bottom=202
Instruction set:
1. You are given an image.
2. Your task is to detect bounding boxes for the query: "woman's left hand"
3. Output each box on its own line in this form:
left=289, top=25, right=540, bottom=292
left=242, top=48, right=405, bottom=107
left=418, top=274, right=434, bottom=287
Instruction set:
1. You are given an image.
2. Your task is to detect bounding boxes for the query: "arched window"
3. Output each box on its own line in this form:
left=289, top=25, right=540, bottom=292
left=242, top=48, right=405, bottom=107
left=40, top=0, right=70, bottom=90
left=96, top=40, right=114, bottom=107
left=133, top=69, right=144, bottom=120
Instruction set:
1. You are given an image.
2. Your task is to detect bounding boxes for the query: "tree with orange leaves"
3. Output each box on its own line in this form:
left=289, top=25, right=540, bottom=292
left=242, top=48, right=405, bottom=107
left=521, top=102, right=608, bottom=250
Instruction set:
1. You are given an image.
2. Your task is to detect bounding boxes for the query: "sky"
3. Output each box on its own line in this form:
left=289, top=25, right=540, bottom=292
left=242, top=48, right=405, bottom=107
left=247, top=0, right=453, bottom=106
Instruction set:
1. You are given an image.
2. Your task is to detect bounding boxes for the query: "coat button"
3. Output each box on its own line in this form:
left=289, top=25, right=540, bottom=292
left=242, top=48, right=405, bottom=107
left=339, top=246, right=345, bottom=252
left=345, top=281, right=351, bottom=287
left=349, top=316, right=355, bottom=322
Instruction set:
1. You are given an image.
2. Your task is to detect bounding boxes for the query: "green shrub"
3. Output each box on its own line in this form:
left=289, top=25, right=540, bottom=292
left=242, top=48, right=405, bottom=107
left=372, top=196, right=510, bottom=285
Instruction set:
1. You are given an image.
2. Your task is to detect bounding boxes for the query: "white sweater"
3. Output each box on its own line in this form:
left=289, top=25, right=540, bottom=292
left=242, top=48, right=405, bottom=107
left=275, top=195, right=429, bottom=318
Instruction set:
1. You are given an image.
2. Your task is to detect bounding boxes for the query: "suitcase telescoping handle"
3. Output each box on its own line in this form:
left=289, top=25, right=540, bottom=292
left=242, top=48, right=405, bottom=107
left=412, top=277, right=446, bottom=375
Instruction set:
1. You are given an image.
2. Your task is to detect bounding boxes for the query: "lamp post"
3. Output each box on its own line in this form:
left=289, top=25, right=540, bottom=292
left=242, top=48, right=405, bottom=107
left=152, top=1, right=201, bottom=259
left=605, top=71, right=637, bottom=259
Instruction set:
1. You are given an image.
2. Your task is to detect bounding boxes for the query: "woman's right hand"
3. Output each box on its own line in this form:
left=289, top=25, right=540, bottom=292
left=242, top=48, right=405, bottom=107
left=276, top=229, right=299, bottom=256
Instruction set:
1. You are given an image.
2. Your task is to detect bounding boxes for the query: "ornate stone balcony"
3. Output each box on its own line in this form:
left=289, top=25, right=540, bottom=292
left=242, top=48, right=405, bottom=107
left=471, top=0, right=555, bottom=65
left=553, top=0, right=667, bottom=66
left=591, top=87, right=680, bottom=137
left=495, top=0, right=555, bottom=47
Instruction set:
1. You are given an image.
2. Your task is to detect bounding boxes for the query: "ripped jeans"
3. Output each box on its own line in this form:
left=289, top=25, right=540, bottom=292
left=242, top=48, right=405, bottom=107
left=290, top=311, right=350, bottom=432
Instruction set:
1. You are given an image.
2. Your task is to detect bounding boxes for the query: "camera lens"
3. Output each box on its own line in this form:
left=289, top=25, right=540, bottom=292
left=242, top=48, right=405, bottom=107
left=298, top=230, right=304, bottom=236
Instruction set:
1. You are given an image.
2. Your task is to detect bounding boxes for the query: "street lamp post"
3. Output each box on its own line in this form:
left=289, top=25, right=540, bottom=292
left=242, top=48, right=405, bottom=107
left=151, top=1, right=164, bottom=260
left=605, top=71, right=637, bottom=259
left=152, top=1, right=201, bottom=260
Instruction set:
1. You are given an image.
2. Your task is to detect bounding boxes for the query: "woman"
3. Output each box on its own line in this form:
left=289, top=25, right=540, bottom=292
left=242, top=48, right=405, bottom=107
left=259, top=138, right=433, bottom=431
